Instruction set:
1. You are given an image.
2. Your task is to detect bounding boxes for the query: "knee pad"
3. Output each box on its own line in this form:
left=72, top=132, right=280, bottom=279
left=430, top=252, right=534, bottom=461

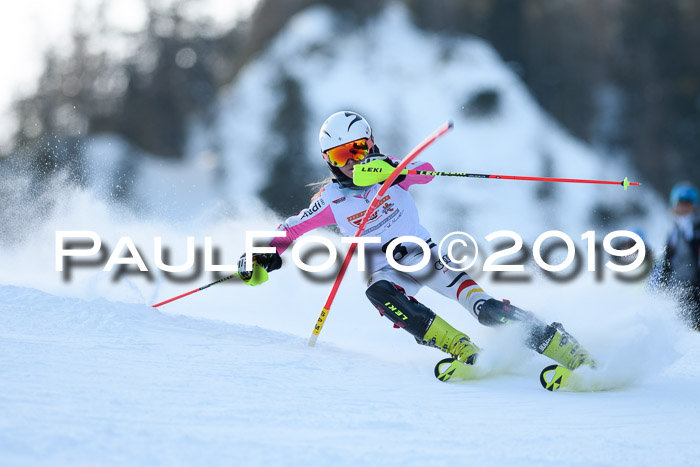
left=365, top=280, right=436, bottom=339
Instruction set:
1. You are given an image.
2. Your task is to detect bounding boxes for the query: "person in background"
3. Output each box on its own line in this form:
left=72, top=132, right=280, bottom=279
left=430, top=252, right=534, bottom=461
left=650, top=182, right=700, bottom=330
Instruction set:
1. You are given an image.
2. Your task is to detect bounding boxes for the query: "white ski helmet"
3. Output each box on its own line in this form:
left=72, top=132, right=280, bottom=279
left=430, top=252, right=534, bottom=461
left=318, top=111, right=377, bottom=188
left=319, top=111, right=373, bottom=153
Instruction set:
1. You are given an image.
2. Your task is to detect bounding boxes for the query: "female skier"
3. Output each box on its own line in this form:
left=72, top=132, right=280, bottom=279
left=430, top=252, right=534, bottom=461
left=238, top=111, right=595, bottom=376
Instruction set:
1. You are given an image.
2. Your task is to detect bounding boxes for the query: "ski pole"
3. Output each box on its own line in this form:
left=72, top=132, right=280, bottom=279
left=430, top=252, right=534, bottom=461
left=308, top=121, right=454, bottom=347
left=152, top=263, right=268, bottom=307
left=354, top=164, right=641, bottom=190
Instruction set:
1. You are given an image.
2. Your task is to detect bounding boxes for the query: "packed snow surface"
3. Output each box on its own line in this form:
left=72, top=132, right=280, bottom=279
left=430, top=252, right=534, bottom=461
left=1, top=283, right=699, bottom=466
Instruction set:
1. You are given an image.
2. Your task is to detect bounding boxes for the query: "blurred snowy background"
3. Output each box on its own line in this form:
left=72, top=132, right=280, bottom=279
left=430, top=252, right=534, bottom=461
left=4, top=0, right=698, bottom=275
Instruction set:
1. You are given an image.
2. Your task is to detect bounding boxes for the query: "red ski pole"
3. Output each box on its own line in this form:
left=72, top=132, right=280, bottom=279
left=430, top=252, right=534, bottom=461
left=152, top=274, right=239, bottom=307
left=405, top=171, right=641, bottom=189
left=355, top=165, right=641, bottom=190
left=152, top=263, right=268, bottom=307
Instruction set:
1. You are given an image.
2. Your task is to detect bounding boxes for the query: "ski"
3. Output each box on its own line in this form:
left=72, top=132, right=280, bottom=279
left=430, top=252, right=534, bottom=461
left=437, top=359, right=612, bottom=392
left=434, top=357, right=483, bottom=382
left=540, top=364, right=613, bottom=392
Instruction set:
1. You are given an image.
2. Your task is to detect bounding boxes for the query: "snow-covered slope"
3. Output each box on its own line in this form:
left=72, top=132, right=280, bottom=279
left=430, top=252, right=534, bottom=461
left=1, top=284, right=699, bottom=465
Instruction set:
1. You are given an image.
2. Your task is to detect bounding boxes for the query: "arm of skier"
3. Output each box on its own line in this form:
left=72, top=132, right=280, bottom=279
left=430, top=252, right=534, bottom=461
left=238, top=192, right=336, bottom=281
left=397, top=159, right=435, bottom=189
left=269, top=194, right=336, bottom=255
left=383, top=156, right=436, bottom=188
left=358, top=154, right=435, bottom=188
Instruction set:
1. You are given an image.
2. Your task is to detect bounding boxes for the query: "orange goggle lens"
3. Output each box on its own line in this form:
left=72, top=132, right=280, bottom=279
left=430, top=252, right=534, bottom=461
left=324, top=139, right=370, bottom=167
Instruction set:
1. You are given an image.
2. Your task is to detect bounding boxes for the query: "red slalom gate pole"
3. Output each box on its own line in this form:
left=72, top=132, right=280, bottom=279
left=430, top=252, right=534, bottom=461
left=307, top=121, right=454, bottom=347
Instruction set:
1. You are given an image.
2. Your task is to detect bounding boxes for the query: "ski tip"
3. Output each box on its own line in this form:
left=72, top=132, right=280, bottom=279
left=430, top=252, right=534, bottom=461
left=540, top=364, right=558, bottom=391
left=540, top=364, right=571, bottom=392
left=434, top=357, right=456, bottom=381
left=447, top=120, right=454, bottom=129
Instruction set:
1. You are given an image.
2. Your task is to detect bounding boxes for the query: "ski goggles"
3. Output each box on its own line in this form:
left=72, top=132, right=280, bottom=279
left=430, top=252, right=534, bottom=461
left=323, top=138, right=370, bottom=167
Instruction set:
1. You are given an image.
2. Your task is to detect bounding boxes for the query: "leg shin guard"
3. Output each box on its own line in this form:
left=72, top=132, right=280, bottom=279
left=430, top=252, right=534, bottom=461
left=477, top=298, right=539, bottom=327
left=365, top=280, right=436, bottom=339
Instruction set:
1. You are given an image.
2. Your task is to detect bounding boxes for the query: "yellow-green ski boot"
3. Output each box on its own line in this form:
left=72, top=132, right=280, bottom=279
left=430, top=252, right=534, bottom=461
left=537, top=322, right=596, bottom=370
left=423, top=316, right=484, bottom=382
left=422, top=315, right=480, bottom=364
